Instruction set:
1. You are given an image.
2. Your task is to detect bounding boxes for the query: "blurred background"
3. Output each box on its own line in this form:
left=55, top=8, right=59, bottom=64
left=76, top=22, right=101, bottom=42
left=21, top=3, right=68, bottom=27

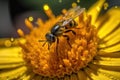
left=0, top=0, right=120, bottom=38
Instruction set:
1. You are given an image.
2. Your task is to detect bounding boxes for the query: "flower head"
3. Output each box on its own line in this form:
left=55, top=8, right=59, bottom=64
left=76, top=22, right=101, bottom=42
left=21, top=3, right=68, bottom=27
left=19, top=8, right=98, bottom=77
left=0, top=0, right=120, bottom=80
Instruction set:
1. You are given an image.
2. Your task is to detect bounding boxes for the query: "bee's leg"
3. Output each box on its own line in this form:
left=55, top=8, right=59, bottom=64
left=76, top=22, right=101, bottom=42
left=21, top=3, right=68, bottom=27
left=38, top=40, right=47, bottom=47
left=42, top=41, right=47, bottom=47
left=73, top=19, right=78, bottom=26
left=48, top=43, right=50, bottom=50
left=63, top=35, right=72, bottom=48
left=56, top=37, right=59, bottom=54
left=64, top=29, right=76, bottom=35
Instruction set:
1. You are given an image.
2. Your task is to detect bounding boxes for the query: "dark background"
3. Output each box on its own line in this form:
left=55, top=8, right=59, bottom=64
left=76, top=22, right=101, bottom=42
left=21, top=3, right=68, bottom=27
left=0, top=0, right=120, bottom=38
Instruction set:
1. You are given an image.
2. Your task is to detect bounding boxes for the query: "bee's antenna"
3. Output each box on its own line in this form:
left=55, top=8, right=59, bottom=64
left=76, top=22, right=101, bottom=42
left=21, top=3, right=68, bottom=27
left=38, top=40, right=47, bottom=47
left=38, top=40, right=46, bottom=42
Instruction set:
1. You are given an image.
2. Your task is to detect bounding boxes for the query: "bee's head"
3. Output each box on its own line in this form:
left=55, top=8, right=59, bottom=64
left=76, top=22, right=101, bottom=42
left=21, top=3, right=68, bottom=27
left=45, top=33, right=56, bottom=42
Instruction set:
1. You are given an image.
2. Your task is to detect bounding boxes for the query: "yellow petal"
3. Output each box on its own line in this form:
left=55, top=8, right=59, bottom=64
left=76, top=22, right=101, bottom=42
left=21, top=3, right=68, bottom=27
left=84, top=67, right=112, bottom=80
left=99, top=43, right=120, bottom=52
left=0, top=57, right=24, bottom=64
left=98, top=27, right=120, bottom=48
left=98, top=51, right=120, bottom=58
left=0, top=47, right=22, bottom=57
left=89, top=64, right=120, bottom=80
left=95, top=56, right=120, bottom=61
left=0, top=66, right=27, bottom=80
left=97, top=7, right=120, bottom=39
left=92, top=59, right=120, bottom=66
left=98, top=69, right=120, bottom=80
left=103, top=27, right=120, bottom=44
left=87, top=0, right=106, bottom=24
left=19, top=71, right=36, bottom=80
left=0, top=47, right=24, bottom=64
left=0, top=38, right=25, bottom=57
left=90, top=63, right=120, bottom=71
left=0, top=63, right=25, bottom=69
left=20, top=72, right=35, bottom=80
left=0, top=39, right=25, bottom=64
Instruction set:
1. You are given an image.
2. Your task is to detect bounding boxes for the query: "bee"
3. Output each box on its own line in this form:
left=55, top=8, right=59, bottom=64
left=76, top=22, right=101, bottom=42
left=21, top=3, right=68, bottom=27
left=39, top=6, right=85, bottom=51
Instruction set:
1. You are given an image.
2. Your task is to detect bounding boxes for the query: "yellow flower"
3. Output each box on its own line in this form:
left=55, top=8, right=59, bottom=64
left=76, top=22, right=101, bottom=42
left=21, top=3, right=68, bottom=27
left=0, top=0, right=120, bottom=80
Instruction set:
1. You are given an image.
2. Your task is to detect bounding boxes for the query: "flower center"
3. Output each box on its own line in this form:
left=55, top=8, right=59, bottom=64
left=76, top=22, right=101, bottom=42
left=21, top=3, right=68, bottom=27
left=19, top=13, right=98, bottom=78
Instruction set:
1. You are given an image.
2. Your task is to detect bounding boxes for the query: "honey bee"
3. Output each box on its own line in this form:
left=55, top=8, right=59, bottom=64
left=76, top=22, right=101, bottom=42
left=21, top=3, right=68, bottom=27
left=39, top=6, right=85, bottom=51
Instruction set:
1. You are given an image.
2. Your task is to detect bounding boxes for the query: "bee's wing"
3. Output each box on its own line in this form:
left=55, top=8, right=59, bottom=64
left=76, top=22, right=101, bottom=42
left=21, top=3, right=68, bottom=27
left=64, top=6, right=85, bottom=20
left=60, top=6, right=85, bottom=26
left=61, top=19, right=72, bottom=27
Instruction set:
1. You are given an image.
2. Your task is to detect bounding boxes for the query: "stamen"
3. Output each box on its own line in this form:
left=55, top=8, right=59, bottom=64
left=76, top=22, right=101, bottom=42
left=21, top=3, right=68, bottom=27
left=72, top=2, right=77, bottom=8
left=62, top=9, right=67, bottom=15
left=43, top=4, right=55, bottom=18
left=25, top=18, right=34, bottom=30
left=17, top=29, right=24, bottom=37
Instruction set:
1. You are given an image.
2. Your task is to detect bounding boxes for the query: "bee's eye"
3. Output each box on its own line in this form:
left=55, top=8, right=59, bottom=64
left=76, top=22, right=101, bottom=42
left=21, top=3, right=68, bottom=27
left=46, top=33, right=55, bottom=42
